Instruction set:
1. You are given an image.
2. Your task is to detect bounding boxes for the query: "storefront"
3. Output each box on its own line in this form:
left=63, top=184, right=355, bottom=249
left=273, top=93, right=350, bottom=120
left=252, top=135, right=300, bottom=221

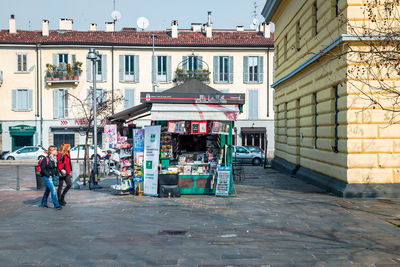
left=9, top=125, right=36, bottom=151
left=109, top=80, right=245, bottom=196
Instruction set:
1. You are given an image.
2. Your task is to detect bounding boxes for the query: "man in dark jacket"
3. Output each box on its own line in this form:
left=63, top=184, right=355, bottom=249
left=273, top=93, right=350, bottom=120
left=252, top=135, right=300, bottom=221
left=40, top=146, right=62, bottom=210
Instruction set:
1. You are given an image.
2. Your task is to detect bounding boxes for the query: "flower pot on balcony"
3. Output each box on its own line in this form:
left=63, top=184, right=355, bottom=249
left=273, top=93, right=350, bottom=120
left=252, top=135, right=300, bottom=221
left=53, top=78, right=59, bottom=81
left=62, top=76, right=67, bottom=80
left=73, top=75, right=78, bottom=80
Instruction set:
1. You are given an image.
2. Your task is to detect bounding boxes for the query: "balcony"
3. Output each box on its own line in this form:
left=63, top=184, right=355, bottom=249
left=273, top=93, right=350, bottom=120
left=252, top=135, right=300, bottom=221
left=45, top=62, right=82, bottom=86
left=174, top=69, right=210, bottom=84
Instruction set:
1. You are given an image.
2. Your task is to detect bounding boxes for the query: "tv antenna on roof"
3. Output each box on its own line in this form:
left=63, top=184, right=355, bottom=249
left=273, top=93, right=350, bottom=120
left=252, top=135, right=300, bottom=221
left=137, top=17, right=150, bottom=30
left=111, top=0, right=121, bottom=27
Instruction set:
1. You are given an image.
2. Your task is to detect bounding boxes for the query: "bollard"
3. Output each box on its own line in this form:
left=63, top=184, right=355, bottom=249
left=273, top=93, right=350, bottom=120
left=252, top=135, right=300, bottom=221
left=16, top=165, right=20, bottom=190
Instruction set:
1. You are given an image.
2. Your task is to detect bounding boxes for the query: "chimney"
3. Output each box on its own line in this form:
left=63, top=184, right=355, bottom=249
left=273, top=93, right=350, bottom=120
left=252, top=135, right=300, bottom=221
left=262, top=22, right=271, bottom=38
left=191, top=23, right=202, bottom=32
left=90, top=23, right=97, bottom=31
left=259, top=23, right=264, bottom=33
left=171, top=20, right=178, bottom=38
left=9, top=14, right=16, bottom=34
left=236, top=25, right=244, bottom=32
left=42, top=20, right=49, bottom=36
left=105, top=22, right=115, bottom=32
left=207, top=11, right=212, bottom=26
left=59, top=18, right=73, bottom=31
left=204, top=23, right=213, bottom=38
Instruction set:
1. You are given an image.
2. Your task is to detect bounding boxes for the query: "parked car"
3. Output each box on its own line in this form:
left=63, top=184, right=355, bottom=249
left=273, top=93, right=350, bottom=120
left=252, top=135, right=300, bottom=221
left=232, top=145, right=265, bottom=166
left=2, top=146, right=47, bottom=161
left=69, top=145, right=106, bottom=160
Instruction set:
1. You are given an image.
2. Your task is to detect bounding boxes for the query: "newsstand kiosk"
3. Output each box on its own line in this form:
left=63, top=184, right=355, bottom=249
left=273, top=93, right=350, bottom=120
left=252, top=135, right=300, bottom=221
left=109, top=80, right=245, bottom=196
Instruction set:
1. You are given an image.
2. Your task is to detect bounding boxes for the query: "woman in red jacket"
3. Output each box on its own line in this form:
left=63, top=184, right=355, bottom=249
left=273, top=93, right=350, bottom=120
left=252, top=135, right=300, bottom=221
left=57, top=143, right=72, bottom=206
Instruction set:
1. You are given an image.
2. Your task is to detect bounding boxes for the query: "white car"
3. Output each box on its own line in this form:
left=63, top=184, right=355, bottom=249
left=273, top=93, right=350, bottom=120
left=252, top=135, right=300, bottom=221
left=69, top=145, right=106, bottom=160
left=2, top=146, right=47, bottom=161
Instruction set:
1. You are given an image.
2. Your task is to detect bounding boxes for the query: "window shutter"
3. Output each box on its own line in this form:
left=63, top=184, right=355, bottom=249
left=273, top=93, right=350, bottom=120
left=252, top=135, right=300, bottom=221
left=249, top=90, right=259, bottom=119
left=213, top=56, right=219, bottom=82
left=119, top=55, right=125, bottom=82
left=65, top=90, right=69, bottom=118
left=258, top=56, right=264, bottom=83
left=101, top=55, right=107, bottom=82
left=23, top=54, right=27, bottom=72
left=72, top=54, right=76, bottom=65
left=124, top=89, right=135, bottom=109
left=53, top=89, right=59, bottom=118
left=28, top=89, right=33, bottom=111
left=86, top=59, right=92, bottom=82
left=53, top=54, right=58, bottom=66
left=166, top=56, right=172, bottom=82
left=243, top=56, right=249, bottom=83
left=228, top=56, right=234, bottom=83
left=198, top=56, right=203, bottom=70
left=182, top=56, right=188, bottom=71
left=134, top=55, right=139, bottom=82
left=16, top=54, right=21, bottom=71
left=87, top=89, right=92, bottom=109
left=12, top=89, right=17, bottom=111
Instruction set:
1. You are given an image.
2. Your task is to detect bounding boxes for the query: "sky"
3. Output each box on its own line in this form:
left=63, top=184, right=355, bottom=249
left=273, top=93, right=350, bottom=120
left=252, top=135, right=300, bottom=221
left=0, top=0, right=271, bottom=32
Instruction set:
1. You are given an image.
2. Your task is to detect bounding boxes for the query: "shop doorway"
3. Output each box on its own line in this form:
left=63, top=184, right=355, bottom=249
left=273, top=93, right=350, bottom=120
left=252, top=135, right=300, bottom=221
left=53, top=132, right=75, bottom=149
left=241, top=127, right=267, bottom=151
left=9, top=125, right=36, bottom=151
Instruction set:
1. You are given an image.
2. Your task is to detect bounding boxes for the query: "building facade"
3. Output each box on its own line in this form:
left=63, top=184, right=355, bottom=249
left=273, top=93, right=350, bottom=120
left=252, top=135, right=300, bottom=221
left=0, top=16, right=275, bottom=155
left=263, top=0, right=400, bottom=197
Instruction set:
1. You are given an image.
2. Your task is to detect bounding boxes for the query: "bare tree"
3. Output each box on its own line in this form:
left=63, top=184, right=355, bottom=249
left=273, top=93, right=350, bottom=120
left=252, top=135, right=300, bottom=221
left=325, top=0, right=400, bottom=123
left=67, top=89, right=124, bottom=185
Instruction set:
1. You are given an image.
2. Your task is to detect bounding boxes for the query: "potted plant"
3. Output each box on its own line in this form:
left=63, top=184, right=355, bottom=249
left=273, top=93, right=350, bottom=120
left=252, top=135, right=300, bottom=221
left=66, top=64, right=73, bottom=79
left=73, top=61, right=82, bottom=80
left=45, top=64, right=56, bottom=80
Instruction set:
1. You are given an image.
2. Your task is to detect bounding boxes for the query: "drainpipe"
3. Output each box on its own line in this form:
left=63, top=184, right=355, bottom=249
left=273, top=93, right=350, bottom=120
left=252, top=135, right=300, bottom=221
left=333, top=85, right=339, bottom=153
left=39, top=44, right=43, bottom=146
left=111, top=45, right=114, bottom=114
left=152, top=34, right=155, bottom=92
left=267, top=47, right=270, bottom=118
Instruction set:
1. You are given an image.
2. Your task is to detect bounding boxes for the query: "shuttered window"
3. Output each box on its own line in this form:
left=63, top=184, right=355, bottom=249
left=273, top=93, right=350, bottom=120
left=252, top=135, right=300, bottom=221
left=124, top=89, right=135, bottom=109
left=244, top=56, right=263, bottom=83
left=87, top=54, right=107, bottom=82
left=248, top=89, right=259, bottom=119
left=16, top=53, right=27, bottom=72
left=213, top=56, right=233, bottom=83
left=183, top=56, right=203, bottom=71
left=120, top=55, right=139, bottom=82
left=53, top=89, right=69, bottom=119
left=12, top=89, right=32, bottom=111
left=87, top=89, right=106, bottom=108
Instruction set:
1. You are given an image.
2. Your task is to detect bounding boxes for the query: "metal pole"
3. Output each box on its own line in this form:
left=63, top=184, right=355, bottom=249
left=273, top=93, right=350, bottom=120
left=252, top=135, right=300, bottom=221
left=152, top=34, right=155, bottom=92
left=93, top=57, right=97, bottom=185
left=16, top=165, right=20, bottom=190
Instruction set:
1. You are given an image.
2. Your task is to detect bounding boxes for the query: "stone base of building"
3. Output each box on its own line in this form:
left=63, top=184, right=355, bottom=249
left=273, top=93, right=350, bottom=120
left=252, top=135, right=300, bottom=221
left=271, top=157, right=298, bottom=175
left=272, top=157, right=400, bottom=198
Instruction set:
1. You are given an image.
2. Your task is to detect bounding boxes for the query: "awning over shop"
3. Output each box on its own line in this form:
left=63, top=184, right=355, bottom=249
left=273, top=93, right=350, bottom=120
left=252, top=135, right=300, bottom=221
left=150, top=104, right=239, bottom=121
left=109, top=103, right=151, bottom=122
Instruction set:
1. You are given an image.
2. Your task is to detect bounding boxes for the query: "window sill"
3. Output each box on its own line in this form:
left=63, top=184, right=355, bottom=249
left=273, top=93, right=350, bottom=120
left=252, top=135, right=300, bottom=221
left=244, top=81, right=263, bottom=84
left=14, top=71, right=30, bottom=74
left=120, top=80, right=138, bottom=84
left=12, top=110, right=32, bottom=112
left=156, top=81, right=172, bottom=84
left=213, top=80, right=232, bottom=84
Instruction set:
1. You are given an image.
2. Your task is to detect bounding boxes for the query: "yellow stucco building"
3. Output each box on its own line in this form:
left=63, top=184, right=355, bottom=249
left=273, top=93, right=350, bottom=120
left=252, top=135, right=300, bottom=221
left=263, top=0, right=400, bottom=197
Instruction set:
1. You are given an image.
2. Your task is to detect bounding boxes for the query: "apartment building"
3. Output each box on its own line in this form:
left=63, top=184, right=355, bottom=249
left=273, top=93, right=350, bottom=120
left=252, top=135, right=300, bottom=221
left=0, top=15, right=274, bottom=154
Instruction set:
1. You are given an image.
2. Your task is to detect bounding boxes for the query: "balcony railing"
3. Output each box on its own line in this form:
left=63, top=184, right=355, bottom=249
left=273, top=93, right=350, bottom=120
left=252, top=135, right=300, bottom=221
left=46, top=70, right=80, bottom=85
left=45, top=62, right=82, bottom=85
left=174, top=70, right=210, bottom=84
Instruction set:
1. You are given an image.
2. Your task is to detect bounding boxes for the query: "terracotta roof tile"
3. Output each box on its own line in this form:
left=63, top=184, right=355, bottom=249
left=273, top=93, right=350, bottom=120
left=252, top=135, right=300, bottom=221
left=0, top=29, right=274, bottom=47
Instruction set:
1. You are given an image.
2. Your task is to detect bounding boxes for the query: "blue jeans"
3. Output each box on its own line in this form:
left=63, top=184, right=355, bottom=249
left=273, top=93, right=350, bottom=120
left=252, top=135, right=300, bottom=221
left=41, top=176, right=60, bottom=208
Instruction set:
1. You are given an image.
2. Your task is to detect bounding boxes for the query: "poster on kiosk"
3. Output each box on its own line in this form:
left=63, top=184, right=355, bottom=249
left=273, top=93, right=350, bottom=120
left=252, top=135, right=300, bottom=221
left=143, top=125, right=161, bottom=196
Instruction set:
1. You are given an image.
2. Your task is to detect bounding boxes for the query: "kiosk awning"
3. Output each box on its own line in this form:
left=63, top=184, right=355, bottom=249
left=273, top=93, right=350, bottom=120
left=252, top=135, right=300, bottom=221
left=150, top=104, right=239, bottom=121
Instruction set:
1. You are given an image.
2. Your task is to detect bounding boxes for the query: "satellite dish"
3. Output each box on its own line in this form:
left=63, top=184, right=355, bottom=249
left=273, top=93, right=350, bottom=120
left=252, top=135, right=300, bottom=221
left=137, top=17, right=150, bottom=30
left=252, top=18, right=259, bottom=25
left=111, top=10, right=121, bottom=21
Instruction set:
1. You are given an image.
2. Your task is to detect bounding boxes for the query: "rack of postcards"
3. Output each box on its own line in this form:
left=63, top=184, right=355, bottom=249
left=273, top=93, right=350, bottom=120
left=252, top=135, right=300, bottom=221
left=110, top=142, right=134, bottom=195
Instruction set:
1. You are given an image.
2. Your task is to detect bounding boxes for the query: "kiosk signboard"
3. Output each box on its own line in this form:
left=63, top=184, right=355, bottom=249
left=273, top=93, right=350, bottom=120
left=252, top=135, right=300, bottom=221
left=143, top=125, right=161, bottom=196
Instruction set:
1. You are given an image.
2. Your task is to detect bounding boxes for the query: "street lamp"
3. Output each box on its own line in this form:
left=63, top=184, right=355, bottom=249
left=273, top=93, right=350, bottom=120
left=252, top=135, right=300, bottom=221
left=87, top=48, right=101, bottom=189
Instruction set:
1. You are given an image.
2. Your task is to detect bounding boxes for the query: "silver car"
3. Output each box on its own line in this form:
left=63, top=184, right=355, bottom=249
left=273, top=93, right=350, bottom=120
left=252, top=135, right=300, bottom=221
left=232, top=145, right=265, bottom=166
left=2, top=146, right=47, bottom=161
